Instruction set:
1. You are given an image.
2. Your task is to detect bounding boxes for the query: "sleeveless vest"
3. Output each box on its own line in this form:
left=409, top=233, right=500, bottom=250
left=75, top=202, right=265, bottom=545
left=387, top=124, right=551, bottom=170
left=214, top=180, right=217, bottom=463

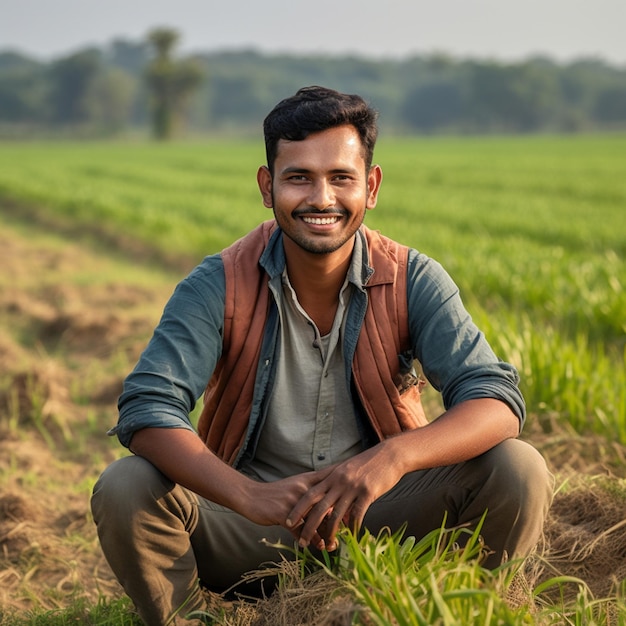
left=197, top=220, right=427, bottom=465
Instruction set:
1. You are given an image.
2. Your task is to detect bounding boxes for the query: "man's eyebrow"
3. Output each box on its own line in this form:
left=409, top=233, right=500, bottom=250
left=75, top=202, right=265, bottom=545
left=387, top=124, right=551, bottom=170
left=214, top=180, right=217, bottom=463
left=279, top=166, right=360, bottom=176
left=279, top=166, right=312, bottom=175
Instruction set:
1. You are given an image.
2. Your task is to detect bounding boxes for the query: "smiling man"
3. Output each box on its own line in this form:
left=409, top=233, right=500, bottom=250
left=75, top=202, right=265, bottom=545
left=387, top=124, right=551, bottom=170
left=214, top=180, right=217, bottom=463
left=92, top=86, right=554, bottom=625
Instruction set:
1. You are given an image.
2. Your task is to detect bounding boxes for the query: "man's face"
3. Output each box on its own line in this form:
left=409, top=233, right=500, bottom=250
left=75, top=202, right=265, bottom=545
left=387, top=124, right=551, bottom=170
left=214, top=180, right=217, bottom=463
left=257, top=125, right=382, bottom=256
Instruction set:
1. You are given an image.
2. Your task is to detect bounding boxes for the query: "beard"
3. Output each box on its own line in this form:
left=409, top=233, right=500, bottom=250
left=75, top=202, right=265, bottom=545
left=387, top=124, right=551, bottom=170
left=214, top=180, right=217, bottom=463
left=275, top=206, right=365, bottom=255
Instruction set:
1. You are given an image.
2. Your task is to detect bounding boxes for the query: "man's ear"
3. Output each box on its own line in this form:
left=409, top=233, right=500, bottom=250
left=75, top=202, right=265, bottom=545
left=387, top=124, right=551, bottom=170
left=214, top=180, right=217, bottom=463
left=366, top=164, right=383, bottom=210
left=257, top=166, right=273, bottom=208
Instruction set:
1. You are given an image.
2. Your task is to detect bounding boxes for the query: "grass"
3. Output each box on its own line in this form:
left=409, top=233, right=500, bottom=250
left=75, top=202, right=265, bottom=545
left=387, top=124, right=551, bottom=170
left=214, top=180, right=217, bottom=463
left=0, top=133, right=625, bottom=623
left=0, top=140, right=265, bottom=264
left=0, top=597, right=141, bottom=625
left=325, top=519, right=519, bottom=625
left=327, top=524, right=625, bottom=626
left=188, top=521, right=626, bottom=625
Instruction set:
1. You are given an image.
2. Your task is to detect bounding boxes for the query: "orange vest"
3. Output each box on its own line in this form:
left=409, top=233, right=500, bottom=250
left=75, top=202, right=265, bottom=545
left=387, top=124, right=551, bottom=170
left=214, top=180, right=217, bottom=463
left=197, top=220, right=427, bottom=465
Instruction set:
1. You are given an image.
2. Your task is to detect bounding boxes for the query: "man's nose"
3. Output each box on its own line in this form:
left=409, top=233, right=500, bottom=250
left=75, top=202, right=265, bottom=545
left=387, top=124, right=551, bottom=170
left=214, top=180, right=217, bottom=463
left=307, top=179, right=335, bottom=210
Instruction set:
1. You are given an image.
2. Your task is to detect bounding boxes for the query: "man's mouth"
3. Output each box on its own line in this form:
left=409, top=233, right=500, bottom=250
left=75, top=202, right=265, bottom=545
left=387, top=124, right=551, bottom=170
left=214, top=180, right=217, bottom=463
left=301, top=215, right=340, bottom=225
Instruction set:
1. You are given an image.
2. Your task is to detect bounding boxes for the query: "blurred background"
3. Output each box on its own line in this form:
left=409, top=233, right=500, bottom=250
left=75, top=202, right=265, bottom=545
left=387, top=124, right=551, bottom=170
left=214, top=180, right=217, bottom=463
left=1, top=0, right=625, bottom=140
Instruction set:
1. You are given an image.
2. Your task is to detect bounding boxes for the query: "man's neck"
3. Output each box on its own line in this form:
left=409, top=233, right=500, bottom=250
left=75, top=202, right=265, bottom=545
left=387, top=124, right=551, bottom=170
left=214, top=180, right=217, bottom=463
left=282, top=235, right=354, bottom=334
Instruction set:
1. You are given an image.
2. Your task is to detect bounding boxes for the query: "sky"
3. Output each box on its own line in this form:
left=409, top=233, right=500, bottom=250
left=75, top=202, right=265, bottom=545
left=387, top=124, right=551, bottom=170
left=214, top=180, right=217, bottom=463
left=1, top=0, right=625, bottom=65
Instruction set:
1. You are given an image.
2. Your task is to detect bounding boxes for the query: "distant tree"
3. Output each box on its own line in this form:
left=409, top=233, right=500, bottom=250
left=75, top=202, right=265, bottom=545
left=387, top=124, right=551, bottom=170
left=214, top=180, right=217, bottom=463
left=506, top=61, right=561, bottom=130
left=403, top=82, right=464, bottom=132
left=0, top=50, right=41, bottom=72
left=145, top=28, right=204, bottom=139
left=593, top=86, right=626, bottom=125
left=209, top=76, right=264, bottom=126
left=48, top=48, right=102, bottom=124
left=466, top=62, right=513, bottom=130
left=83, top=67, right=137, bottom=133
left=108, top=38, right=150, bottom=74
left=465, top=60, right=560, bottom=132
left=0, top=53, right=47, bottom=123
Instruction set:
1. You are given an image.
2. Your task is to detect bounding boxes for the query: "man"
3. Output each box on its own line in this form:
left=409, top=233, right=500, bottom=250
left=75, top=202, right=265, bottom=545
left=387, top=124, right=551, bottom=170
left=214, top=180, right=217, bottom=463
left=92, top=86, right=553, bottom=625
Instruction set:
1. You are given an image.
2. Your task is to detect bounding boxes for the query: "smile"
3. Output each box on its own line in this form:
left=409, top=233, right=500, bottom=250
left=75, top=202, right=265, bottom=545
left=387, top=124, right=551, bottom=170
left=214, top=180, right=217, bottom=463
left=301, top=216, right=340, bottom=225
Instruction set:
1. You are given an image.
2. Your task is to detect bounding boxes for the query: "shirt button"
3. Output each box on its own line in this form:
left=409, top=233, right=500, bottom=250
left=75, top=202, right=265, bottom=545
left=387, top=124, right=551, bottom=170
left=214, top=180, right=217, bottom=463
left=317, top=453, right=326, bottom=461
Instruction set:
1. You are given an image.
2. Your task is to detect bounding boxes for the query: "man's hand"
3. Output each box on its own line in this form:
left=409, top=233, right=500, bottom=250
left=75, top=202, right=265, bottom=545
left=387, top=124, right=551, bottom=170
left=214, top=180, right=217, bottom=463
left=240, top=468, right=338, bottom=549
left=285, top=440, right=403, bottom=551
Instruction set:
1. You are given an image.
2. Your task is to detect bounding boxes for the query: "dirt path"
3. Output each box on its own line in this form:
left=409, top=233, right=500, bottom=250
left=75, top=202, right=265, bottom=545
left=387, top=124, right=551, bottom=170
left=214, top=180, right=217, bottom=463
left=1, top=209, right=625, bottom=617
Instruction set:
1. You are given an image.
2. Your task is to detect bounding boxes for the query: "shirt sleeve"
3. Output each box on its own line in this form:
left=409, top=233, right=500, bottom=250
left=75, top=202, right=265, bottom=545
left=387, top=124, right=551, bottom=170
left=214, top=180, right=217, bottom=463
left=406, top=249, right=526, bottom=429
left=110, top=254, right=226, bottom=448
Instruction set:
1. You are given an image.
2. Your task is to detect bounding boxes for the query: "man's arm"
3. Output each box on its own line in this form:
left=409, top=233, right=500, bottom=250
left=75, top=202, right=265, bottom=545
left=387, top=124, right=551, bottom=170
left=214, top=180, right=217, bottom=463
left=112, top=255, right=226, bottom=448
left=407, top=251, right=526, bottom=424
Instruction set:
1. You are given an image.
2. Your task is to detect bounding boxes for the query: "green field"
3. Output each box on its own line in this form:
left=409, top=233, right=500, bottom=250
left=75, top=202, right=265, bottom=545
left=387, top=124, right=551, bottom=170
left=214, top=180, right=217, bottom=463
left=1, top=135, right=624, bottom=440
left=0, top=134, right=625, bottom=624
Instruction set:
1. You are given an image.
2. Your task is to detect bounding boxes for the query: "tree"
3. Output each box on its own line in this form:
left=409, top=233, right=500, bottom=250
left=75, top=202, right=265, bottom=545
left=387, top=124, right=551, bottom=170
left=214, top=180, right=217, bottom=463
left=593, top=86, right=626, bottom=125
left=403, top=82, right=464, bottom=132
left=48, top=48, right=102, bottom=124
left=0, top=53, right=47, bottom=123
left=108, top=38, right=150, bottom=74
left=83, top=67, right=137, bottom=133
left=145, top=28, right=204, bottom=139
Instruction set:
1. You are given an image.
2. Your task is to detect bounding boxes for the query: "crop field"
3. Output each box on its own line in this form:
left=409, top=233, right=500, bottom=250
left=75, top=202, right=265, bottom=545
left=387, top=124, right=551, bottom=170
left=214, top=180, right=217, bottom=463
left=0, top=134, right=625, bottom=624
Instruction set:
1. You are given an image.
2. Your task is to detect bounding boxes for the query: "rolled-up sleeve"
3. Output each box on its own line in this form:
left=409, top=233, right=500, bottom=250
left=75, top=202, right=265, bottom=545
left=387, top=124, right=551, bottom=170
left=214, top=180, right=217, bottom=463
left=110, top=255, right=226, bottom=448
left=407, top=250, right=525, bottom=428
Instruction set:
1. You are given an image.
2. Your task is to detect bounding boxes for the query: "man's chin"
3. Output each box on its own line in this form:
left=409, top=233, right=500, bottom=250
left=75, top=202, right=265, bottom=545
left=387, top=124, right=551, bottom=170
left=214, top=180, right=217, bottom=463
left=284, top=233, right=348, bottom=256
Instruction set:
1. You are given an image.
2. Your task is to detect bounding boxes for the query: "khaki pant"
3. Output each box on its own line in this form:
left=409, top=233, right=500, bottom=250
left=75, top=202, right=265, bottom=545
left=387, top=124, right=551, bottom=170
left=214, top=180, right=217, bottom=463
left=91, top=439, right=553, bottom=625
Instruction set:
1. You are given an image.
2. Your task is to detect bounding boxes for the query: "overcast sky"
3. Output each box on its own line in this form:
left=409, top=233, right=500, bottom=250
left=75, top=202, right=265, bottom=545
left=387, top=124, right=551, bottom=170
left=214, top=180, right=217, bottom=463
left=1, top=0, right=625, bottom=64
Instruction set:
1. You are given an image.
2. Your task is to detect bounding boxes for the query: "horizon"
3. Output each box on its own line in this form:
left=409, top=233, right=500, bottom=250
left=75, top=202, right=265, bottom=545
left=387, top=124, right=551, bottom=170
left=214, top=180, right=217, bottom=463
left=0, top=39, right=622, bottom=68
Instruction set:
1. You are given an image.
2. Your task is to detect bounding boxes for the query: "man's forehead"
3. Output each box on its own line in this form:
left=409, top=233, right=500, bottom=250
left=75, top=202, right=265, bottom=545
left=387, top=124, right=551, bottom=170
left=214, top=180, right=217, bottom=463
left=274, top=126, right=365, bottom=162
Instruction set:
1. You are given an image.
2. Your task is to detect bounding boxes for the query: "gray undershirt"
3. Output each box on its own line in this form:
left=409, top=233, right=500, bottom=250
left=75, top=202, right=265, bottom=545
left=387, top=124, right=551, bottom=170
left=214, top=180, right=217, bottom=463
left=245, top=250, right=363, bottom=482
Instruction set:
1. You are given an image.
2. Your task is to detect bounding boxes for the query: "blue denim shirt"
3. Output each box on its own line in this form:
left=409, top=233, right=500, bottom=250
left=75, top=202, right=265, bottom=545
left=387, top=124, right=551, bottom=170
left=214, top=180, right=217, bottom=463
left=113, top=227, right=525, bottom=465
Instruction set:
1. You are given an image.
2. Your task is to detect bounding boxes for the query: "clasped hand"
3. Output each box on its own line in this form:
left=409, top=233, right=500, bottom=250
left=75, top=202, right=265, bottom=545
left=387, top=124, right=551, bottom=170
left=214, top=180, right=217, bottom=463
left=250, top=442, right=402, bottom=552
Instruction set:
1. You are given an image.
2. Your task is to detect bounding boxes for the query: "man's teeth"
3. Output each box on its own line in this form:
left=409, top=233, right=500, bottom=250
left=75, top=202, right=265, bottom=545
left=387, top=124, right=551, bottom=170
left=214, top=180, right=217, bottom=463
left=302, top=216, right=339, bottom=225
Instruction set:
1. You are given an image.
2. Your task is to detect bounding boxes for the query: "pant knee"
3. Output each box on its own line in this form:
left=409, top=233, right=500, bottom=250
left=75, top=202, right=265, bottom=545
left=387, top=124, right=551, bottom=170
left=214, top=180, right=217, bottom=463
left=91, top=455, right=171, bottom=524
left=482, top=439, right=554, bottom=513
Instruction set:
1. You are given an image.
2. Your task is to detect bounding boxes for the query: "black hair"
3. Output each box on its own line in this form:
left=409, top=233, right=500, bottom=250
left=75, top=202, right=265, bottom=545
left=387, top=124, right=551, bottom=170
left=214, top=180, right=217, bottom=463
left=263, top=86, right=379, bottom=173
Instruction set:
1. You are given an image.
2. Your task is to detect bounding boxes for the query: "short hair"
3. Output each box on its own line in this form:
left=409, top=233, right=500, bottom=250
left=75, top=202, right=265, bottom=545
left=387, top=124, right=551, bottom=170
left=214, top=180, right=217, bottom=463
left=263, top=86, right=379, bottom=174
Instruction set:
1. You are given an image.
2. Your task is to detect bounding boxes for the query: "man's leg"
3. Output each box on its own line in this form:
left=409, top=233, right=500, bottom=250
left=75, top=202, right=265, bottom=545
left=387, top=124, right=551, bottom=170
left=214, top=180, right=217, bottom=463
left=91, top=456, right=294, bottom=625
left=363, top=439, right=554, bottom=568
left=190, top=497, right=296, bottom=595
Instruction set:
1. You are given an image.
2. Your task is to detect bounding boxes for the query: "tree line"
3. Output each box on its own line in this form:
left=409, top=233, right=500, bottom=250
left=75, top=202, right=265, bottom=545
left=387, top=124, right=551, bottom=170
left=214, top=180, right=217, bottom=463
left=1, top=28, right=625, bottom=138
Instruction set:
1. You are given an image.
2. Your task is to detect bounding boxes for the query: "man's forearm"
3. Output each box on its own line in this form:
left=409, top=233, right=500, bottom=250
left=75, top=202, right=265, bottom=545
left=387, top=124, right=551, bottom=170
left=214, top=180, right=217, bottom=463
left=130, top=427, right=253, bottom=515
left=130, top=426, right=336, bottom=542
left=387, top=397, right=520, bottom=476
